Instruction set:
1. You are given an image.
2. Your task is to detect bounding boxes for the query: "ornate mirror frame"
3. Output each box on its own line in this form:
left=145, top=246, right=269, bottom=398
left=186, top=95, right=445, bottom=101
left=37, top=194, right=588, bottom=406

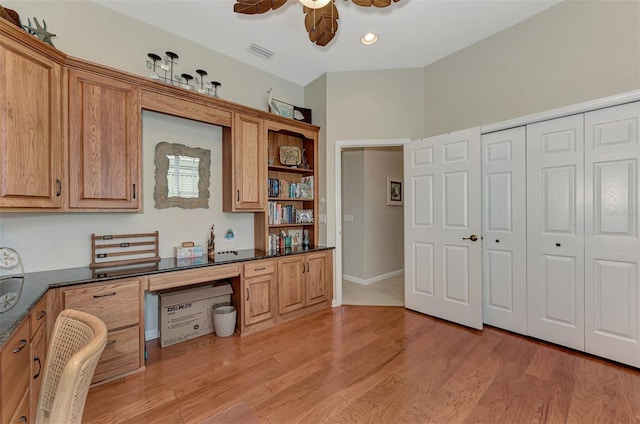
left=154, top=142, right=211, bottom=209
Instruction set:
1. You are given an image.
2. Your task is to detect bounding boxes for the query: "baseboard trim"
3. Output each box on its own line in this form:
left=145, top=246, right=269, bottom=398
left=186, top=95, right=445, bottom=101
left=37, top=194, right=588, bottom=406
left=145, top=329, right=159, bottom=341
left=343, top=269, right=403, bottom=286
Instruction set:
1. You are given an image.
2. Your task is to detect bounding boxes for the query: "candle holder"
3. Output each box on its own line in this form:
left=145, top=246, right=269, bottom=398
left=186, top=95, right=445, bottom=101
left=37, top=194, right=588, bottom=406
left=145, top=50, right=222, bottom=98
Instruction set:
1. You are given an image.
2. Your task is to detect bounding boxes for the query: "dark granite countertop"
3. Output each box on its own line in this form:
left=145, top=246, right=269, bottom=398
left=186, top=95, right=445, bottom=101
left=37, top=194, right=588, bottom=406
left=0, top=245, right=334, bottom=348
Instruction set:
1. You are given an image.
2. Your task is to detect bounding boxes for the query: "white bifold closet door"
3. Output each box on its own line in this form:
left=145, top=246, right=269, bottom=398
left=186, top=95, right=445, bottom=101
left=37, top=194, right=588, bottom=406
left=404, top=128, right=482, bottom=330
left=584, top=102, right=640, bottom=368
left=481, top=127, right=527, bottom=335
left=527, top=114, right=585, bottom=351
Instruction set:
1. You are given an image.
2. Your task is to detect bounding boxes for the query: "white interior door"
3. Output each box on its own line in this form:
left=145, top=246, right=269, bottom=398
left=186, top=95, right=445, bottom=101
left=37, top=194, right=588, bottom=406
left=527, top=114, right=585, bottom=350
left=404, top=128, right=482, bottom=329
left=482, top=127, right=527, bottom=335
left=584, top=101, right=640, bottom=367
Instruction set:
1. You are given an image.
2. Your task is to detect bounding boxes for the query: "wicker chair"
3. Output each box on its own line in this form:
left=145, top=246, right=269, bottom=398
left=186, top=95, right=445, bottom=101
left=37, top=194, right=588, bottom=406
left=35, top=309, right=108, bottom=424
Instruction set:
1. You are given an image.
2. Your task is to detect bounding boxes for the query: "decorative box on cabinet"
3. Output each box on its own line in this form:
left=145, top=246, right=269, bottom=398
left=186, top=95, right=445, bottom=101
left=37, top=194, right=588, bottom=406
left=241, top=259, right=277, bottom=335
left=62, top=278, right=144, bottom=384
left=223, top=113, right=265, bottom=212
left=0, top=19, right=64, bottom=210
left=277, top=251, right=332, bottom=319
left=67, top=64, right=141, bottom=210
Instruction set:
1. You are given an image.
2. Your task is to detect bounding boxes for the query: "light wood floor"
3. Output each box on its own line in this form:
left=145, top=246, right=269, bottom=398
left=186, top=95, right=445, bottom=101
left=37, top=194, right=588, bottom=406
left=83, top=306, right=640, bottom=423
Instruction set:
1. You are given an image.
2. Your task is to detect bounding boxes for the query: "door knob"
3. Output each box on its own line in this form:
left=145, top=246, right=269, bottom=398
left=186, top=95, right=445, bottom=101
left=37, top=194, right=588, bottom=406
left=463, top=235, right=478, bottom=242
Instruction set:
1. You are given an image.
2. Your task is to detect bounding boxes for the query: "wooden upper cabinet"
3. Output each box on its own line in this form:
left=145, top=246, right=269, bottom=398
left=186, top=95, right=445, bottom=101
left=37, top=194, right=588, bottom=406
left=223, top=113, right=265, bottom=212
left=68, top=68, right=141, bottom=210
left=0, top=33, right=63, bottom=209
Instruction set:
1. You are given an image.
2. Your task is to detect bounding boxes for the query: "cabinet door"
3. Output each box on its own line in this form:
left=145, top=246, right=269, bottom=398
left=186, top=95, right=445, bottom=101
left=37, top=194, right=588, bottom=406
left=584, top=102, right=640, bottom=368
left=305, top=252, right=328, bottom=306
left=68, top=68, right=140, bottom=209
left=30, top=323, right=46, bottom=420
left=231, top=113, right=264, bottom=211
left=245, top=274, right=275, bottom=326
left=278, top=256, right=305, bottom=315
left=527, top=114, right=585, bottom=351
left=1, top=319, right=30, bottom=424
left=0, top=39, right=63, bottom=208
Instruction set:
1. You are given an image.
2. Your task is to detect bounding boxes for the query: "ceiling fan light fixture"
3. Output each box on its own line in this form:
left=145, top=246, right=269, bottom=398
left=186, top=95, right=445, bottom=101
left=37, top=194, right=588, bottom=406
left=361, top=32, right=378, bottom=45
left=299, top=0, right=331, bottom=9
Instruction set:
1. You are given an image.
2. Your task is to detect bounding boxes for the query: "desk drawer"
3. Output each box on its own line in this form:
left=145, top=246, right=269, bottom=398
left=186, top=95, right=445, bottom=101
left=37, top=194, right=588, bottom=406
left=148, top=264, right=240, bottom=291
left=64, top=279, right=140, bottom=330
left=243, top=259, right=275, bottom=278
left=92, top=326, right=140, bottom=383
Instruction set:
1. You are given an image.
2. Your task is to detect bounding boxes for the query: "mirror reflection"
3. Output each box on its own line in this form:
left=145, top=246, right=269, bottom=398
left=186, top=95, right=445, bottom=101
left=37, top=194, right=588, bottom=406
left=154, top=142, right=211, bottom=209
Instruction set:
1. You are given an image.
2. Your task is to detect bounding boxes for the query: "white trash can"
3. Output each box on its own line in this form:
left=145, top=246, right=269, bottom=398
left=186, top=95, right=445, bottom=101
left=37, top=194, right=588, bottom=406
left=213, top=305, right=237, bottom=337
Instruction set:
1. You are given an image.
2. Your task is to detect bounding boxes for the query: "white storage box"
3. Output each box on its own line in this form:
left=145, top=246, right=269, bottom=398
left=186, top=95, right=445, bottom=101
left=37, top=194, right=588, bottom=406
left=158, top=283, right=233, bottom=348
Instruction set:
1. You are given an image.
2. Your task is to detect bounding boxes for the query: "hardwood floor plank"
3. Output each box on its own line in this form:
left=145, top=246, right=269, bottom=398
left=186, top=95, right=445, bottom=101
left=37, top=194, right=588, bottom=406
left=81, top=306, right=640, bottom=424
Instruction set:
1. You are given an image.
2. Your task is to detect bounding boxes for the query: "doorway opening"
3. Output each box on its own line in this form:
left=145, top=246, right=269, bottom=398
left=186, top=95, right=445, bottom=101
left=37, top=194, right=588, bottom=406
left=334, top=139, right=409, bottom=307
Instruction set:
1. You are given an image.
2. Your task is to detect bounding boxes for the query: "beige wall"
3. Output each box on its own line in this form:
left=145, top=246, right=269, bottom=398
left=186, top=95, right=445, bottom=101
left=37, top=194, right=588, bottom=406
left=341, top=149, right=365, bottom=278
left=323, top=68, right=425, bottom=247
left=423, top=0, right=640, bottom=136
left=362, top=148, right=404, bottom=280
left=305, top=74, right=328, bottom=243
left=341, top=147, right=404, bottom=281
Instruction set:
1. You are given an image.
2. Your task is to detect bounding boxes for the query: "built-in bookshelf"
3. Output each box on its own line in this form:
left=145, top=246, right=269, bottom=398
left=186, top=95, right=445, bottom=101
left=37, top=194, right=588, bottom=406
left=254, top=120, right=319, bottom=252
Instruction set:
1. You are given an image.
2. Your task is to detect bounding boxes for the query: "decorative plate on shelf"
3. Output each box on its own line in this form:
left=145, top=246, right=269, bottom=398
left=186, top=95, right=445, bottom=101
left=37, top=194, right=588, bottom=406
left=279, top=146, right=301, bottom=166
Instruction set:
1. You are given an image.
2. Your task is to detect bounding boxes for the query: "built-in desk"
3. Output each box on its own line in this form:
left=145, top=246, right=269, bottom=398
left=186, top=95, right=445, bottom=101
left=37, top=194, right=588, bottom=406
left=1, top=247, right=333, bottom=392
left=0, top=246, right=334, bottom=348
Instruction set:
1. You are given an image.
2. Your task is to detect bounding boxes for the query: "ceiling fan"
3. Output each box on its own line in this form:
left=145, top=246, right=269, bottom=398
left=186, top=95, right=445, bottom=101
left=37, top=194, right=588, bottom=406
left=234, top=0, right=401, bottom=47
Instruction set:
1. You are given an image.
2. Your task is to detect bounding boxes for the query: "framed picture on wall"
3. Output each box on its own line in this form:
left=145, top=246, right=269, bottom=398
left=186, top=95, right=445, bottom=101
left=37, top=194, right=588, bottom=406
left=387, top=177, right=403, bottom=206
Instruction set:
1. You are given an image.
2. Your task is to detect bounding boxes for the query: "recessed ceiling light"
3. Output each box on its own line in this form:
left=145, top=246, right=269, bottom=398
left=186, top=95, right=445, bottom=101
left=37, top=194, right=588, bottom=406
left=361, top=32, right=378, bottom=46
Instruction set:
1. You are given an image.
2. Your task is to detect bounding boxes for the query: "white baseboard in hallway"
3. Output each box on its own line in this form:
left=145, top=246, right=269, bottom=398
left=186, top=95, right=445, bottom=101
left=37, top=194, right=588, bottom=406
left=343, top=269, right=404, bottom=286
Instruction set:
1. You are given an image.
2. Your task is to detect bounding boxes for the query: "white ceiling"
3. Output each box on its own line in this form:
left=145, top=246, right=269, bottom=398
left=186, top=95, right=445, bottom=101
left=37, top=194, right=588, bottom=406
left=94, top=0, right=561, bottom=86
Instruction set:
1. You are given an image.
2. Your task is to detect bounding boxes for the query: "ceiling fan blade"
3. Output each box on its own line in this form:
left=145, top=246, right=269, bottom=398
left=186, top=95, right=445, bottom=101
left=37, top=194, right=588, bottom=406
left=234, top=0, right=287, bottom=15
left=303, top=1, right=339, bottom=46
left=352, top=0, right=399, bottom=7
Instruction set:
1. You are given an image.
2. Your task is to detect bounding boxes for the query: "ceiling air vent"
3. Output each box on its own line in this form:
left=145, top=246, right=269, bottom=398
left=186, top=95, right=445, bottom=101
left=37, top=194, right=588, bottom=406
left=247, top=42, right=275, bottom=60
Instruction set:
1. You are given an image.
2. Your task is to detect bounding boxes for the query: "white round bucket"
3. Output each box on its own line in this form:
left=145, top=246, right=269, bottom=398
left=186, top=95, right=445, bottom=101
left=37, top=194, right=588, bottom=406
left=213, top=305, right=237, bottom=337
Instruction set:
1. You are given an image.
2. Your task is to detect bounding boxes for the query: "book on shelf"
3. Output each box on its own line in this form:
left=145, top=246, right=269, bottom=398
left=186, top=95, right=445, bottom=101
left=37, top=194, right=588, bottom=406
left=267, top=176, right=314, bottom=200
left=268, top=201, right=297, bottom=225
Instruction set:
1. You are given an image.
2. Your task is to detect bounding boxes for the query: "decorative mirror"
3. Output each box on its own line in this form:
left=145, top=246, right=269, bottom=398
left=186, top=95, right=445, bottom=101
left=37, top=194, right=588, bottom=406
left=154, top=142, right=211, bottom=209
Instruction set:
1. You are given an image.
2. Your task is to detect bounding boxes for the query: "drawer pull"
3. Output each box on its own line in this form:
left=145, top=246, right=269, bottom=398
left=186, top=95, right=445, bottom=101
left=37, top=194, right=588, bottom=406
left=13, top=339, right=27, bottom=354
left=36, top=310, right=47, bottom=321
left=19, top=416, right=27, bottom=423
left=93, top=292, right=117, bottom=299
left=34, top=356, right=42, bottom=379
left=254, top=267, right=266, bottom=271
left=106, top=340, right=117, bottom=347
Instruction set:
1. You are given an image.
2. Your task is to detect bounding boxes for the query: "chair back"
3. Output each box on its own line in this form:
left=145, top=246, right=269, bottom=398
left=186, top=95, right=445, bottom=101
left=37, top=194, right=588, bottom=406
left=36, top=309, right=108, bottom=424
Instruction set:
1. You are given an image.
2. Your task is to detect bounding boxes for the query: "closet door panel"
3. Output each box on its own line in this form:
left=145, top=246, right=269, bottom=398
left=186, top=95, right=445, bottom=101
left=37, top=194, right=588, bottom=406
left=482, top=127, right=527, bottom=334
left=585, top=101, right=640, bottom=367
left=527, top=114, right=585, bottom=351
